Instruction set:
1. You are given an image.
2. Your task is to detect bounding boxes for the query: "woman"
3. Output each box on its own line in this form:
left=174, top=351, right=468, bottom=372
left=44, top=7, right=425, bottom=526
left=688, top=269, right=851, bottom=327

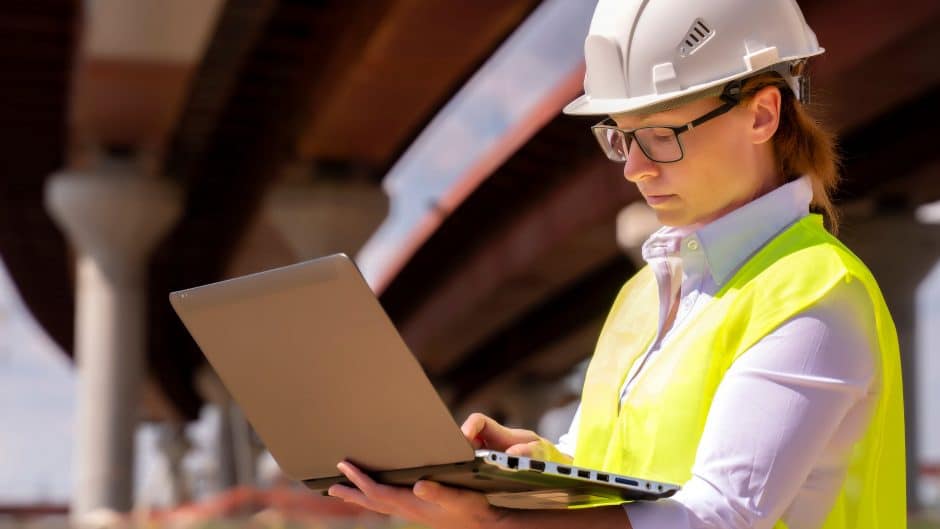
left=328, top=1, right=906, bottom=528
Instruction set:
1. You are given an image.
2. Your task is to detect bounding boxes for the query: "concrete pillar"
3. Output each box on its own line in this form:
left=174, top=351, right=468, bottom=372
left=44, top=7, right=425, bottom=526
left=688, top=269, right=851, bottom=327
left=196, top=365, right=258, bottom=490
left=214, top=403, right=239, bottom=491
left=264, top=164, right=388, bottom=260
left=44, top=156, right=181, bottom=521
left=228, top=404, right=258, bottom=486
left=195, top=366, right=238, bottom=491
left=156, top=423, right=191, bottom=506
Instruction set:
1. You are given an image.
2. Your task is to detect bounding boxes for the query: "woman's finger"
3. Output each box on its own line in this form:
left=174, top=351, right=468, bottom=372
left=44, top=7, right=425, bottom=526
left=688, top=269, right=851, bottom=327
left=460, top=413, right=539, bottom=451
left=460, top=412, right=491, bottom=448
left=505, top=439, right=574, bottom=464
left=504, top=440, right=539, bottom=458
left=336, top=462, right=436, bottom=521
left=337, top=462, right=411, bottom=504
left=328, top=483, right=394, bottom=515
left=413, top=480, right=497, bottom=520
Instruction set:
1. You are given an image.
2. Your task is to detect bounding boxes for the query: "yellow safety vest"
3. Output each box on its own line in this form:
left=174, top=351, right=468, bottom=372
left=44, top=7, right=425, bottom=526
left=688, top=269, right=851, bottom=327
left=573, top=214, right=906, bottom=528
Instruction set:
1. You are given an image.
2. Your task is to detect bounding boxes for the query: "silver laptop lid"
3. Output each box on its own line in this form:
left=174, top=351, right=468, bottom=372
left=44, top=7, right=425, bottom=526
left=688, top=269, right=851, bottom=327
left=169, top=254, right=475, bottom=481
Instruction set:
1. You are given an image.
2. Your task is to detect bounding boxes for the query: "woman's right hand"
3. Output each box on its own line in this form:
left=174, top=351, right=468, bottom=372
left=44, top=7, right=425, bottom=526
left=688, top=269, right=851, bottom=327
left=460, top=413, right=573, bottom=464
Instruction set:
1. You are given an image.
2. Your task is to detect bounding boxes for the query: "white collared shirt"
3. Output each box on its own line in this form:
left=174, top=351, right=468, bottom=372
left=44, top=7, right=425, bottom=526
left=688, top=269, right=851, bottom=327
left=556, top=176, right=878, bottom=529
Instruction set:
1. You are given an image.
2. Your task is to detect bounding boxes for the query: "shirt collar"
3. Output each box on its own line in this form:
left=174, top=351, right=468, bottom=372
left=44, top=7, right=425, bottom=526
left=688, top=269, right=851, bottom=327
left=641, top=175, right=813, bottom=286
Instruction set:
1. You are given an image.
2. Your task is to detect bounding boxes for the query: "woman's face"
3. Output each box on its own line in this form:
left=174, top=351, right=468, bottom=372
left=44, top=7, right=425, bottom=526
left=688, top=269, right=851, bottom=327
left=612, top=88, right=780, bottom=227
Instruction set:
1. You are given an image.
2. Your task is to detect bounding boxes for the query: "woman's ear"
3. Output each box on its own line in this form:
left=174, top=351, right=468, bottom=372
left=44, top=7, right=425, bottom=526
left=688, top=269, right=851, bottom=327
left=748, top=85, right=781, bottom=145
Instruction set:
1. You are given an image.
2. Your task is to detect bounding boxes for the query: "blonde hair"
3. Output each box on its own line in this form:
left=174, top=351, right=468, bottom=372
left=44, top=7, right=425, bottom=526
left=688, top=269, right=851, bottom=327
left=739, top=73, right=842, bottom=234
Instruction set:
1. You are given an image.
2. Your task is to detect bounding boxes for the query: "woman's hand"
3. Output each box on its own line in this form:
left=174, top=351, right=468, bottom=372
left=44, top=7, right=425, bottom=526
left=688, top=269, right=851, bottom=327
left=461, top=413, right=573, bottom=463
left=328, top=461, right=508, bottom=529
left=328, top=414, right=624, bottom=529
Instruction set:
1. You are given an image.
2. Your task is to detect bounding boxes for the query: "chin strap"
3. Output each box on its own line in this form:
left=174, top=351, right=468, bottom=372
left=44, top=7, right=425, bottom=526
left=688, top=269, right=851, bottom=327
left=790, top=59, right=812, bottom=104
left=721, top=60, right=813, bottom=106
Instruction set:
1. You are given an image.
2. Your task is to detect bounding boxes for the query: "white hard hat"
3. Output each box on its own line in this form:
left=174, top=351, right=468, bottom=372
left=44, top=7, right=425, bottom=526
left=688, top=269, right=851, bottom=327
left=563, top=0, right=824, bottom=116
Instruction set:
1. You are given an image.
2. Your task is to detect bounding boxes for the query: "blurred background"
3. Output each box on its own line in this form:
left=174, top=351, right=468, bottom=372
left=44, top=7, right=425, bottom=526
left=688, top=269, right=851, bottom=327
left=0, top=0, right=938, bottom=527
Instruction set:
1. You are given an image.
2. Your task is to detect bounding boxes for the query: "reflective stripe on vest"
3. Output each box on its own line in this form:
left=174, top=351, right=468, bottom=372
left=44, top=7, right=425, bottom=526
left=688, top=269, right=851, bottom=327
left=573, top=214, right=906, bottom=528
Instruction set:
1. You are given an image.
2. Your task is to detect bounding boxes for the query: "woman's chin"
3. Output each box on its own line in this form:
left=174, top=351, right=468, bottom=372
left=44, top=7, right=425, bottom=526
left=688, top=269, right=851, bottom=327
left=652, top=209, right=692, bottom=227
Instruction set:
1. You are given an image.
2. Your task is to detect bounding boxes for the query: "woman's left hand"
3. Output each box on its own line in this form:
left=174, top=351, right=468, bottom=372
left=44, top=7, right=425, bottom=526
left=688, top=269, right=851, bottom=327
left=328, top=461, right=509, bottom=529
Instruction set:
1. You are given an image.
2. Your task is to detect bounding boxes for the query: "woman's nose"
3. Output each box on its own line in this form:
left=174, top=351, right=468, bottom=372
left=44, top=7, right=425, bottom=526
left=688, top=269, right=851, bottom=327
left=622, top=141, right=658, bottom=183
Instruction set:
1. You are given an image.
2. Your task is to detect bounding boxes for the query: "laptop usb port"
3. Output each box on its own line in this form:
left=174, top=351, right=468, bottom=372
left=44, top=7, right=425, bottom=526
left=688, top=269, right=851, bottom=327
left=577, top=470, right=590, bottom=478
left=597, top=473, right=609, bottom=482
left=557, top=466, right=571, bottom=475
left=614, top=477, right=639, bottom=486
left=507, top=456, right=519, bottom=469
left=529, top=460, right=545, bottom=471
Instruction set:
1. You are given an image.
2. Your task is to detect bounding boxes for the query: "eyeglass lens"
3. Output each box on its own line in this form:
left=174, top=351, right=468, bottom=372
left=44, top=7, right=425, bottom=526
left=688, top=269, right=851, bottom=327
left=595, top=127, right=683, bottom=163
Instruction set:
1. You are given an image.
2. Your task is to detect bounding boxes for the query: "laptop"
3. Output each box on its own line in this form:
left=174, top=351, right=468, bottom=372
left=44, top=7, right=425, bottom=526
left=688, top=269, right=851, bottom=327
left=169, top=253, right=679, bottom=509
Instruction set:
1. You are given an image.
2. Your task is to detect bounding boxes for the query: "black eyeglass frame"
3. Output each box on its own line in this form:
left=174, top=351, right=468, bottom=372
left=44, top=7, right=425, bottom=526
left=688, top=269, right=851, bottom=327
left=590, top=80, right=744, bottom=164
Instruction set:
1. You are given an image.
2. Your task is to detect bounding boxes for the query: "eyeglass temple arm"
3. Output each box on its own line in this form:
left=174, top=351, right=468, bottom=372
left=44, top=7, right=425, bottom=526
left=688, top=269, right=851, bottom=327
left=684, top=102, right=734, bottom=131
left=685, top=81, right=743, bottom=131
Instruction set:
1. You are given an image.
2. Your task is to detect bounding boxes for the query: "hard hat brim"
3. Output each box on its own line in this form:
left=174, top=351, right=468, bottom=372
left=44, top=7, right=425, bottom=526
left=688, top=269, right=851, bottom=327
left=563, top=51, right=824, bottom=117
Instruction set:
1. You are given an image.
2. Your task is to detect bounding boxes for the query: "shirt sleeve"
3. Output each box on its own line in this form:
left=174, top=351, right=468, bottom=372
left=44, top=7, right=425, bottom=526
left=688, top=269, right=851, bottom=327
left=625, top=278, right=878, bottom=529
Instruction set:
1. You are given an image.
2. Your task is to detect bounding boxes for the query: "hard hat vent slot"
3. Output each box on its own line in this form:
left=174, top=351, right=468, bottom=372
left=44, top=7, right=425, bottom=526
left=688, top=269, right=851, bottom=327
left=679, top=19, right=715, bottom=57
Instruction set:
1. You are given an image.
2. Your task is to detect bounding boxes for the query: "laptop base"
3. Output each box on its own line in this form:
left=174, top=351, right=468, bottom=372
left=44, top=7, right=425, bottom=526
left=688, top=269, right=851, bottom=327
left=304, top=453, right=675, bottom=509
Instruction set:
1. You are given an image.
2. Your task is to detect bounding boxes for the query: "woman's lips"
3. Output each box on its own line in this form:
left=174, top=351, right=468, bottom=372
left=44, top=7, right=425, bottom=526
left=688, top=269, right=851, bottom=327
left=644, top=194, right=676, bottom=206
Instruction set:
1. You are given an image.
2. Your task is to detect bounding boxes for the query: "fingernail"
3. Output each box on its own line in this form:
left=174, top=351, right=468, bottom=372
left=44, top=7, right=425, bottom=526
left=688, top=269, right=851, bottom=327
left=414, top=480, right=434, bottom=497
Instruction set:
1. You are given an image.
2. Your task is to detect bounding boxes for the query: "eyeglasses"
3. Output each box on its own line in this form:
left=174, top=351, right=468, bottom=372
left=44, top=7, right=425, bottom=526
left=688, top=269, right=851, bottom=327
left=590, top=100, right=738, bottom=164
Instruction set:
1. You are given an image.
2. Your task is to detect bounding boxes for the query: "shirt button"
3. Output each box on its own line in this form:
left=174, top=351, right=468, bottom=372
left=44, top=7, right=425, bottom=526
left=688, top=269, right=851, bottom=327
left=687, top=240, right=700, bottom=251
